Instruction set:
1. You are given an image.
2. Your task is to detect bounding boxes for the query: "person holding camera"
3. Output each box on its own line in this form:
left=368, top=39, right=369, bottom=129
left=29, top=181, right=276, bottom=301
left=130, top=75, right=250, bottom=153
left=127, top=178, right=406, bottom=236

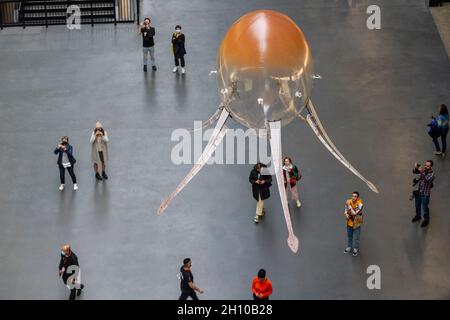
left=344, top=192, right=363, bottom=257
left=249, top=163, right=272, bottom=223
left=140, top=17, right=157, bottom=72
left=171, top=25, right=186, bottom=74
left=283, top=156, right=302, bottom=208
left=411, top=160, right=435, bottom=227
left=54, top=136, right=77, bottom=191
left=90, top=122, right=109, bottom=181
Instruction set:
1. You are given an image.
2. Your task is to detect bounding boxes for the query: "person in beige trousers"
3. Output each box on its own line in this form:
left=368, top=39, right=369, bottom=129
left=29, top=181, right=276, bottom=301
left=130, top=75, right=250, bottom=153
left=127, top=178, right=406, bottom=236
left=90, top=122, right=109, bottom=180
left=249, top=163, right=272, bottom=223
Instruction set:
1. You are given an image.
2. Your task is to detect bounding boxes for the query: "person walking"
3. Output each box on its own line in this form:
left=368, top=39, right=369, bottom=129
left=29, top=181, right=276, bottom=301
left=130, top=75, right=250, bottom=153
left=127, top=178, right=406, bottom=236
left=140, top=17, right=156, bottom=72
left=251, top=269, right=273, bottom=300
left=249, top=163, right=272, bottom=223
left=283, top=156, right=302, bottom=208
left=54, top=136, right=78, bottom=191
left=432, top=104, right=449, bottom=157
left=171, top=25, right=186, bottom=74
left=179, top=258, right=204, bottom=300
left=411, top=160, right=435, bottom=227
left=58, top=244, right=84, bottom=300
left=90, top=122, right=109, bottom=181
left=344, top=191, right=363, bottom=257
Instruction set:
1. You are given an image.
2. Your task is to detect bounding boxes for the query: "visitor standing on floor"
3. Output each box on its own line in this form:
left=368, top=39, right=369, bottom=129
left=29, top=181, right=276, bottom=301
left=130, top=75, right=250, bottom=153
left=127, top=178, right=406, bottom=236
left=283, top=156, right=302, bottom=208
left=344, top=191, right=364, bottom=257
left=90, top=122, right=109, bottom=181
left=251, top=269, right=273, bottom=300
left=54, top=136, right=77, bottom=191
left=59, top=244, right=84, bottom=300
left=249, top=163, right=272, bottom=223
left=431, top=104, right=449, bottom=157
left=140, top=17, right=156, bottom=72
left=171, top=25, right=186, bottom=74
left=179, top=258, right=204, bottom=300
left=411, top=160, right=435, bottom=227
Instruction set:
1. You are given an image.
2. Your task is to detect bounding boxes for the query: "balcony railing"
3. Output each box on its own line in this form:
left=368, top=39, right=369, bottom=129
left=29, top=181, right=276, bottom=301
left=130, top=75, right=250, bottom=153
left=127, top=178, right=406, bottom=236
left=0, top=0, right=140, bottom=29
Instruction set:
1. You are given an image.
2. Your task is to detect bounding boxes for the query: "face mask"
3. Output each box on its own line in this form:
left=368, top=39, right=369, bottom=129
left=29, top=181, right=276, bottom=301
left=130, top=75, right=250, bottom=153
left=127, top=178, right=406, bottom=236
left=61, top=251, right=66, bottom=256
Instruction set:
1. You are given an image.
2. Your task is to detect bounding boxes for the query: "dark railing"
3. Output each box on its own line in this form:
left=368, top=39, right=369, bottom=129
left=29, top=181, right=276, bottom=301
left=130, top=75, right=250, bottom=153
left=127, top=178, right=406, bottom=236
left=0, top=0, right=138, bottom=29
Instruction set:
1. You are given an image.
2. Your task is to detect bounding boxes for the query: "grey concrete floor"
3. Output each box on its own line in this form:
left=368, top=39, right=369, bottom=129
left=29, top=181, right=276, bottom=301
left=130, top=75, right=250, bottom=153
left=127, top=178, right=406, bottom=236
left=0, top=0, right=449, bottom=299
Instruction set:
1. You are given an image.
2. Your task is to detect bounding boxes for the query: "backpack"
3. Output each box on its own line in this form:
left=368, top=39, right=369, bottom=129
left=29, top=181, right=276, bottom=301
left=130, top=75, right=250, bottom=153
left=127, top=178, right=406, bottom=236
left=427, top=118, right=440, bottom=138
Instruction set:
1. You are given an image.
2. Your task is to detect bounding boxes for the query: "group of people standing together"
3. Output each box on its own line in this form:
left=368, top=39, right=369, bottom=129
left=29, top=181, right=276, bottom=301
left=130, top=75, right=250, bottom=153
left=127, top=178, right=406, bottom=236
left=54, top=122, right=109, bottom=191
left=249, top=157, right=364, bottom=256
left=140, top=17, right=187, bottom=74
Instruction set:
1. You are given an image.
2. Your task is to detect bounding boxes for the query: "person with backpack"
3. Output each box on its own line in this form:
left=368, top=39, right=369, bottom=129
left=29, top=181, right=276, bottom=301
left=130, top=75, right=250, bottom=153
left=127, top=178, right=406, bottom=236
left=282, top=157, right=302, bottom=208
left=431, top=104, right=449, bottom=157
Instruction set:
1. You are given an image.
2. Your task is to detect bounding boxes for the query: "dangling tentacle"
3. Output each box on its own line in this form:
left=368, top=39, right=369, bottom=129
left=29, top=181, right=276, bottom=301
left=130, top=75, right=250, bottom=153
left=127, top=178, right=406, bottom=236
left=305, top=100, right=379, bottom=193
left=157, top=109, right=231, bottom=214
left=268, top=121, right=299, bottom=253
left=187, top=108, right=223, bottom=132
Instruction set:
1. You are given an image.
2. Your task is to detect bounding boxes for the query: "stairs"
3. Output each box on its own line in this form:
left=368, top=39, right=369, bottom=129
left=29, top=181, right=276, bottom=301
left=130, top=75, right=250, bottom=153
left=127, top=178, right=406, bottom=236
left=20, top=0, right=117, bottom=26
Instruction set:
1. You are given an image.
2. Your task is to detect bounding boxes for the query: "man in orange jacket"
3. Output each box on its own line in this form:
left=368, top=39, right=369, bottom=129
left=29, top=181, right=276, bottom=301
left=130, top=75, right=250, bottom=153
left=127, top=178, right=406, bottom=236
left=251, top=269, right=273, bottom=300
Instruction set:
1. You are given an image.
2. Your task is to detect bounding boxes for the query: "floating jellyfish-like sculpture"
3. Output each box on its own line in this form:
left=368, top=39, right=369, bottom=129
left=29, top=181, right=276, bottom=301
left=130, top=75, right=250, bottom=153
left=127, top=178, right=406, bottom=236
left=158, top=10, right=378, bottom=253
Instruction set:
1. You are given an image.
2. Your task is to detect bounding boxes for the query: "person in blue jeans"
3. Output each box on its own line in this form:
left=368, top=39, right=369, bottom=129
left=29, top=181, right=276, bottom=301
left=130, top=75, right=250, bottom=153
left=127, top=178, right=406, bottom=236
left=140, top=17, right=156, bottom=72
left=344, top=192, right=364, bottom=257
left=411, top=160, right=434, bottom=227
left=432, top=104, right=449, bottom=157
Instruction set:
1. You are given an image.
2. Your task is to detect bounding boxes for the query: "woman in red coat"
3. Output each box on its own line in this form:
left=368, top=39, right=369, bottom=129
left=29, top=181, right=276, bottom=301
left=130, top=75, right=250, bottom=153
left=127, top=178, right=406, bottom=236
left=251, top=269, right=273, bottom=300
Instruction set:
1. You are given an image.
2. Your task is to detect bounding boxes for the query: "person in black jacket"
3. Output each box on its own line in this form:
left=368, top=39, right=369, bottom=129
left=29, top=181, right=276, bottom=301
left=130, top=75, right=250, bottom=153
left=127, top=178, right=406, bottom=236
left=58, top=244, right=84, bottom=300
left=171, top=25, right=186, bottom=74
left=249, top=163, right=272, bottom=223
left=140, top=17, right=156, bottom=72
left=54, top=136, right=77, bottom=191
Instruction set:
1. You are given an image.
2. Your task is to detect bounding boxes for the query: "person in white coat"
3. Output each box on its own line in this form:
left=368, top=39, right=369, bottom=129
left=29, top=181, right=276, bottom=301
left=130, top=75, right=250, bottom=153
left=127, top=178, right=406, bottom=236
left=90, top=122, right=109, bottom=180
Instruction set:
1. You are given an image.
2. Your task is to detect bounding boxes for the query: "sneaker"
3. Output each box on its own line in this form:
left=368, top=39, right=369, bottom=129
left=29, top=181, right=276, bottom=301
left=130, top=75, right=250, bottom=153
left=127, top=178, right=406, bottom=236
left=352, top=248, right=359, bottom=257
left=102, top=171, right=108, bottom=180
left=411, top=216, right=421, bottom=222
left=143, top=65, right=147, bottom=72
left=421, top=220, right=429, bottom=228
left=59, top=184, right=65, bottom=191
left=344, top=247, right=351, bottom=254
left=181, top=67, right=186, bottom=74
left=172, top=67, right=178, bottom=73
left=95, top=172, right=102, bottom=181
left=296, top=200, right=301, bottom=208
left=254, top=215, right=260, bottom=223
left=73, top=184, right=78, bottom=191
left=152, top=66, right=157, bottom=71
left=434, top=151, right=442, bottom=155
